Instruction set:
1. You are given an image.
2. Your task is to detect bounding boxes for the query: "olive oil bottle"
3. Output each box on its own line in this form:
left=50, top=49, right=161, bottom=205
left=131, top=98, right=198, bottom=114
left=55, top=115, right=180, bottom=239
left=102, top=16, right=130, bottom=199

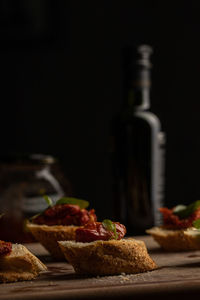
left=112, top=45, right=165, bottom=235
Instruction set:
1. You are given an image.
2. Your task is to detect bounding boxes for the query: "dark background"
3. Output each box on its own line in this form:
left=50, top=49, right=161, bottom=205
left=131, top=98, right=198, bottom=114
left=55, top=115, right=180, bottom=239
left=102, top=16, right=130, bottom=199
left=1, top=0, right=200, bottom=220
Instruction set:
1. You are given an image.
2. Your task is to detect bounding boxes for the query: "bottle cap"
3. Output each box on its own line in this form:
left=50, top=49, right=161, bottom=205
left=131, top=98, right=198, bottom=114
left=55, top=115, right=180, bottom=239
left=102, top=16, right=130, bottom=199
left=136, top=44, right=153, bottom=68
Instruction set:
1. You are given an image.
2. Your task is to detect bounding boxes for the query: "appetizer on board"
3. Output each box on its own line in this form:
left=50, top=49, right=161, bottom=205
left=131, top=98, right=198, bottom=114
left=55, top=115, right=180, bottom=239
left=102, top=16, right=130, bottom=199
left=0, top=240, right=47, bottom=283
left=27, top=196, right=97, bottom=260
left=146, top=200, right=200, bottom=251
left=59, top=220, right=157, bottom=276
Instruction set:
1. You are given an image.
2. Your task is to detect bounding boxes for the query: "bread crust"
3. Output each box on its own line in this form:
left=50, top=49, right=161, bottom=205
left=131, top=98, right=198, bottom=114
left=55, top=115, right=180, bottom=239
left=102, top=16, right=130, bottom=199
left=27, top=222, right=78, bottom=260
left=183, top=229, right=200, bottom=250
left=58, top=238, right=157, bottom=275
left=0, top=244, right=47, bottom=283
left=146, top=227, right=200, bottom=251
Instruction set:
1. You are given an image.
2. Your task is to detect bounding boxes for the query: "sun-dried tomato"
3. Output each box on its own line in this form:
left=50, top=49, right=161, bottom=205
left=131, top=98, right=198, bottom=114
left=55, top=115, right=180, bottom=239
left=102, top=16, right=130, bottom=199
left=32, top=204, right=97, bottom=226
left=160, top=207, right=200, bottom=229
left=75, top=221, right=126, bottom=242
left=0, top=240, right=12, bottom=256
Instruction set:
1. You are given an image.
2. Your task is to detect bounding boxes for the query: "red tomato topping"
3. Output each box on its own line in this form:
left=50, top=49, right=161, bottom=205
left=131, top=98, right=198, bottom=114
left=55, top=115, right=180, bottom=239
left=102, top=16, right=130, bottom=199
left=160, top=207, right=200, bottom=229
left=75, top=221, right=126, bottom=242
left=0, top=240, right=12, bottom=256
left=32, top=204, right=97, bottom=226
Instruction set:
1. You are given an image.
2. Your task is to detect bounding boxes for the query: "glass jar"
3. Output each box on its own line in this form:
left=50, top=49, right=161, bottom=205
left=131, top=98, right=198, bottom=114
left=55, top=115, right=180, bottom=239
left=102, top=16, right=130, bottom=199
left=0, top=153, right=72, bottom=243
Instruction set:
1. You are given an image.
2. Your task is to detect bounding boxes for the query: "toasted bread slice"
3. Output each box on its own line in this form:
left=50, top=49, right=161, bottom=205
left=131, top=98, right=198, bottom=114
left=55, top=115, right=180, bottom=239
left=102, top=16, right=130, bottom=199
left=58, top=238, right=157, bottom=276
left=27, top=222, right=77, bottom=260
left=0, top=244, right=47, bottom=283
left=183, top=228, right=200, bottom=249
left=146, top=226, right=200, bottom=251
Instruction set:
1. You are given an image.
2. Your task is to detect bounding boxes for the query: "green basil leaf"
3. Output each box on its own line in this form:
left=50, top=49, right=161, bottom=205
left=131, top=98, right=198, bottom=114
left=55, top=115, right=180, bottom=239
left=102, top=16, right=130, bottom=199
left=173, top=200, right=200, bottom=219
left=43, top=195, right=53, bottom=207
left=193, top=219, right=200, bottom=229
left=102, top=219, right=118, bottom=240
left=173, top=205, right=187, bottom=214
left=30, top=212, right=42, bottom=221
left=29, top=195, right=53, bottom=221
left=56, top=197, right=89, bottom=209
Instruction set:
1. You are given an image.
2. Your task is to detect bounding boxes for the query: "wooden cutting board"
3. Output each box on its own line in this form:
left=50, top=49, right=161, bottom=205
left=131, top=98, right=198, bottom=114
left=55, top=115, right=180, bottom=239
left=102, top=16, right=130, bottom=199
left=1, top=236, right=200, bottom=300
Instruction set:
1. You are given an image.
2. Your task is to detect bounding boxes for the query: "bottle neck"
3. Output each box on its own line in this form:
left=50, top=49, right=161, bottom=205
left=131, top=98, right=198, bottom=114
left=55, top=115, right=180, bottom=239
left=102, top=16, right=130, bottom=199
left=128, top=67, right=151, bottom=111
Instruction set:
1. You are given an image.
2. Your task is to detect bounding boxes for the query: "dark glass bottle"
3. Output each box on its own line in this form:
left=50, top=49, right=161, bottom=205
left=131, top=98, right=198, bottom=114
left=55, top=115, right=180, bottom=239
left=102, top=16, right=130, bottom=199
left=112, top=45, right=165, bottom=235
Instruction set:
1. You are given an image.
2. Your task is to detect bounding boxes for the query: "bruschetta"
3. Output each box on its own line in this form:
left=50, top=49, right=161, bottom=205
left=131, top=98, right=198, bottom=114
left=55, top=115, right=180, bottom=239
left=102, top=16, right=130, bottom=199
left=146, top=200, right=200, bottom=251
left=0, top=240, right=47, bottom=283
left=27, top=196, right=97, bottom=260
left=59, top=220, right=157, bottom=275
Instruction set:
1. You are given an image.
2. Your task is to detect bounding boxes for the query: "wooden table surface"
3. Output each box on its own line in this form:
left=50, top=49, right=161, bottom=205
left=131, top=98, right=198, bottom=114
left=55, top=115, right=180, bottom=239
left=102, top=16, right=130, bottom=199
left=1, top=236, right=200, bottom=300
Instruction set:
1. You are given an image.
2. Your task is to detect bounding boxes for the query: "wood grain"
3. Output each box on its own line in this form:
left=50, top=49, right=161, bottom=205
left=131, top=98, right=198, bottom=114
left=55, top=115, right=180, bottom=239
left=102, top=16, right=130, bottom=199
left=1, top=236, right=200, bottom=299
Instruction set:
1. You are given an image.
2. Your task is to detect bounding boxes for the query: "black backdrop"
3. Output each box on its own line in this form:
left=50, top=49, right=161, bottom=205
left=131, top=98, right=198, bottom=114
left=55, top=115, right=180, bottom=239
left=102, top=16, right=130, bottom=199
left=1, top=0, right=200, bottom=220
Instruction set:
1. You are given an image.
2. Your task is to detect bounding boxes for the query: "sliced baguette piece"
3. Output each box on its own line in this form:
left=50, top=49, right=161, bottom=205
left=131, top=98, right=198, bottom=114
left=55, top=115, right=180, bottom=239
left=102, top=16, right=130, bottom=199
left=146, top=226, right=200, bottom=251
left=0, top=244, right=47, bottom=283
left=183, top=228, right=200, bottom=250
left=27, top=222, right=77, bottom=260
left=58, top=238, right=157, bottom=276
